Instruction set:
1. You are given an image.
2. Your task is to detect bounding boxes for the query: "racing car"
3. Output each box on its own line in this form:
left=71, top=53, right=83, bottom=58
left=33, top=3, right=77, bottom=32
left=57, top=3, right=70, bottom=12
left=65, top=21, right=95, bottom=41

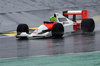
left=16, top=10, right=95, bottom=39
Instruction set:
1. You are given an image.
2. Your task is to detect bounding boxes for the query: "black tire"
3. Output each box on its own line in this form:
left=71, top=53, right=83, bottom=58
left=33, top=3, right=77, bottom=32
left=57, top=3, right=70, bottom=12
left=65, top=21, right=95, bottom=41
left=17, top=24, right=29, bottom=35
left=52, top=23, right=64, bottom=38
left=81, top=18, right=95, bottom=32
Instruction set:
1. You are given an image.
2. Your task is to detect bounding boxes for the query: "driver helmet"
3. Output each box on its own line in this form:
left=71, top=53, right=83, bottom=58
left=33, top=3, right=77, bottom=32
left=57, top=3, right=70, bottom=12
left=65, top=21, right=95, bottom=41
left=50, top=16, right=56, bottom=22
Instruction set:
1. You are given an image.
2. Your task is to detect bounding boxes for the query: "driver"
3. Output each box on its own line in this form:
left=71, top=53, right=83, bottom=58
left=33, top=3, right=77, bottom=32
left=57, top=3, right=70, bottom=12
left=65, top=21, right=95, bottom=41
left=49, top=16, right=56, bottom=22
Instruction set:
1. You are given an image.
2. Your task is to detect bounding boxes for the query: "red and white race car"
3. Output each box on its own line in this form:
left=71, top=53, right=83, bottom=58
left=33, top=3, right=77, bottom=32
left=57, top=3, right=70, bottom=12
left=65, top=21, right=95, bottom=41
left=16, top=10, right=95, bottom=39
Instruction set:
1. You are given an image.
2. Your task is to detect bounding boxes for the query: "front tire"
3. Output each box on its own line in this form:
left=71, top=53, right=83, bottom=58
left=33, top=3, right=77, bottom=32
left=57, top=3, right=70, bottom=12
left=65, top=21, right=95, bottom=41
left=52, top=23, right=64, bottom=38
left=81, top=18, right=95, bottom=32
left=17, top=24, right=29, bottom=35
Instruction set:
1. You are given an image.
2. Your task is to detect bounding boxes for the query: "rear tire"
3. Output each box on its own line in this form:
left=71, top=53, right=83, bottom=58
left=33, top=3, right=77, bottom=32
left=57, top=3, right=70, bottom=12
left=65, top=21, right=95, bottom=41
left=81, top=18, right=95, bottom=32
left=52, top=23, right=64, bottom=38
left=17, top=24, right=29, bottom=35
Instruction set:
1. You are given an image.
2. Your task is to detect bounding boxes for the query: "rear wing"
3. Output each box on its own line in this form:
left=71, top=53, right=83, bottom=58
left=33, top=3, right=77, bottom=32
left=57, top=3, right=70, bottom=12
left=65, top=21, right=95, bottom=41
left=63, top=10, right=87, bottom=22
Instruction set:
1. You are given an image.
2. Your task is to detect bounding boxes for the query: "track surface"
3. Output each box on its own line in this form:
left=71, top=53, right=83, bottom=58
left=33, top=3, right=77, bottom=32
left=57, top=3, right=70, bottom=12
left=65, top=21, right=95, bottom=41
left=0, top=21, right=100, bottom=59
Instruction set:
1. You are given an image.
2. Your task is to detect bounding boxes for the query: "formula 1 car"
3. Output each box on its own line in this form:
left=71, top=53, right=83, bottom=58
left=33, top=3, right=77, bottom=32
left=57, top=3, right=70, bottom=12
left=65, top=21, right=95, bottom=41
left=16, top=10, right=95, bottom=39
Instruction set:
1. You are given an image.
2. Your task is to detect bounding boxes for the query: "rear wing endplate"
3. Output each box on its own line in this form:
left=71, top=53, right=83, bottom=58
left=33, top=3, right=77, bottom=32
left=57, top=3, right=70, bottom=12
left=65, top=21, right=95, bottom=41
left=63, top=10, right=87, bottom=21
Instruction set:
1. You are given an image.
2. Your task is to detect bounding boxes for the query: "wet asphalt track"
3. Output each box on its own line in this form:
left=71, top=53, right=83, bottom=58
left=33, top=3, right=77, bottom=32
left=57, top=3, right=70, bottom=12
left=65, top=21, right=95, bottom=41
left=0, top=21, right=100, bottom=59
